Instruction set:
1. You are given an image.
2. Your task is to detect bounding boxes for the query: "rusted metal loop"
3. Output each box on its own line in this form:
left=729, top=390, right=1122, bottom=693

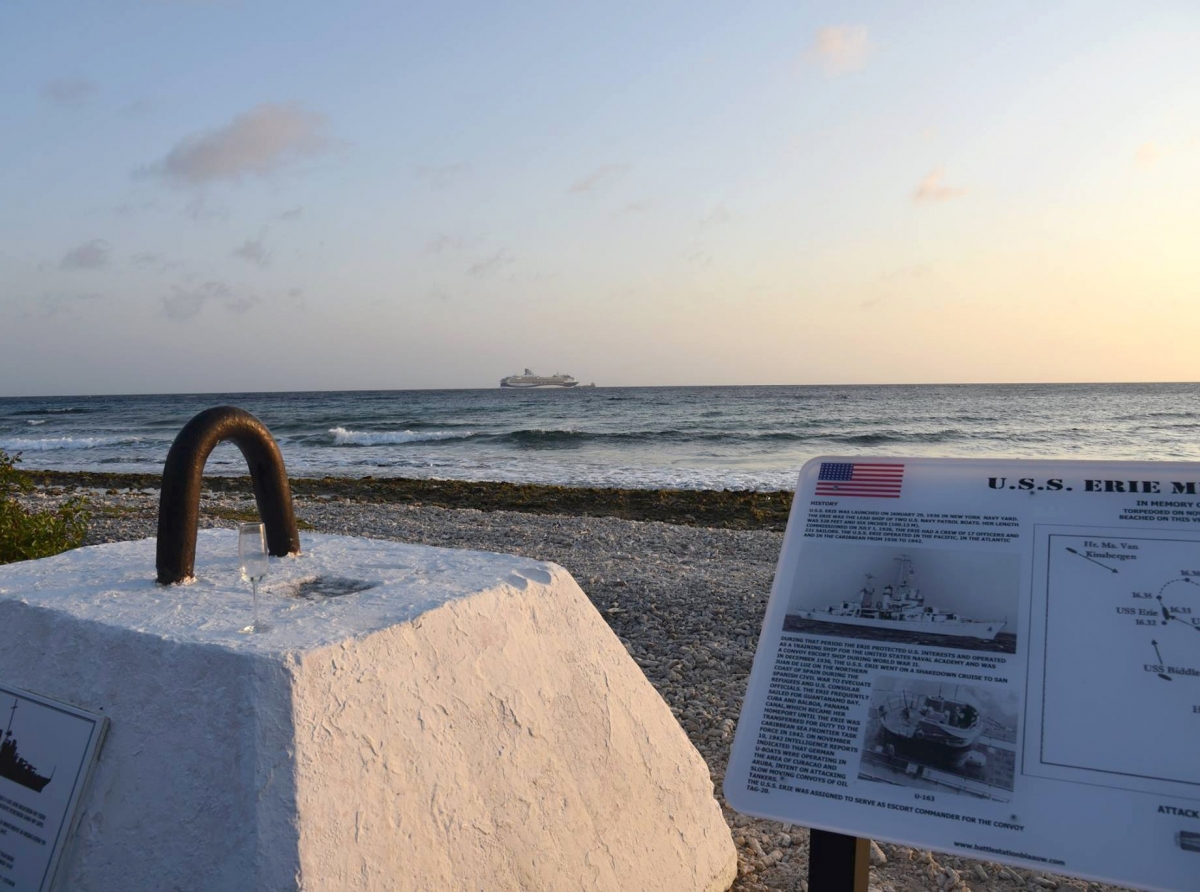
left=156, top=406, right=301, bottom=585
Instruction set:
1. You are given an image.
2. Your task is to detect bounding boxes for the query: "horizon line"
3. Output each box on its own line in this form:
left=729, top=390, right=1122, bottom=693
left=1, top=380, right=1197, bottom=400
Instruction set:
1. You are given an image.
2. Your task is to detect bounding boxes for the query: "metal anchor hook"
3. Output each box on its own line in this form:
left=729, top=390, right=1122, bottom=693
left=156, top=406, right=301, bottom=585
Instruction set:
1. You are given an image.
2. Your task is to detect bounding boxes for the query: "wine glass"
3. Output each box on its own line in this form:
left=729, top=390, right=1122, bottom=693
left=238, top=522, right=270, bottom=633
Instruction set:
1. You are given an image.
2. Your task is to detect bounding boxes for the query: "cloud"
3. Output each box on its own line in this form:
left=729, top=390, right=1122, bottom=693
left=224, top=293, right=260, bottom=314
left=39, top=292, right=103, bottom=316
left=131, top=252, right=180, bottom=274
left=59, top=239, right=111, bottom=270
left=233, top=236, right=270, bottom=267
left=468, top=249, right=514, bottom=277
left=568, top=164, right=630, bottom=194
left=700, top=203, right=737, bottom=228
left=183, top=193, right=227, bottom=221
left=913, top=169, right=966, bottom=203
left=880, top=264, right=932, bottom=282
left=112, top=198, right=158, bottom=216
left=416, top=162, right=470, bottom=188
left=861, top=265, right=933, bottom=308
left=163, top=285, right=220, bottom=320
left=1133, top=140, right=1191, bottom=168
left=1134, top=139, right=1200, bottom=167
left=41, top=78, right=98, bottom=107
left=141, top=102, right=329, bottom=186
left=161, top=280, right=248, bottom=320
left=616, top=199, right=651, bottom=215
left=809, top=25, right=873, bottom=75
left=279, top=206, right=303, bottom=221
left=426, top=233, right=469, bottom=254
left=119, top=97, right=160, bottom=117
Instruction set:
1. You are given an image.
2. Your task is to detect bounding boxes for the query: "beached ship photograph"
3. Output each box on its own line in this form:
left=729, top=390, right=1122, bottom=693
left=783, top=544, right=1019, bottom=654
left=856, top=676, right=1019, bottom=802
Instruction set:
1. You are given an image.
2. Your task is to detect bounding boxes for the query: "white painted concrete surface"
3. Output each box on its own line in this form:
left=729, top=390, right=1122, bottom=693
left=0, top=530, right=736, bottom=891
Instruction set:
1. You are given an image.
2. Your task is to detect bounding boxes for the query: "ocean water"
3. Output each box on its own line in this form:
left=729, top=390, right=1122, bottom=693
left=1, top=384, right=1197, bottom=491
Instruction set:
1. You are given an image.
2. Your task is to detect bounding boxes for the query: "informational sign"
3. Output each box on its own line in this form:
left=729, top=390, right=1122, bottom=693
left=725, top=456, right=1200, bottom=892
left=0, top=685, right=107, bottom=892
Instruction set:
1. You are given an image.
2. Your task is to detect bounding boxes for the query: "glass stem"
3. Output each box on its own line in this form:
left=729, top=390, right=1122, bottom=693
left=252, top=578, right=260, bottom=631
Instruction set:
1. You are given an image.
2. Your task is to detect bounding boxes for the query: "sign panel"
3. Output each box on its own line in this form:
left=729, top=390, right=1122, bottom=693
left=0, top=685, right=107, bottom=892
left=725, top=456, right=1200, bottom=892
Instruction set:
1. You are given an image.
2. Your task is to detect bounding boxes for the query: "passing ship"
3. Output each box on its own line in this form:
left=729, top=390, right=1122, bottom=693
left=796, top=555, right=1005, bottom=640
left=877, top=688, right=983, bottom=751
left=500, top=369, right=581, bottom=388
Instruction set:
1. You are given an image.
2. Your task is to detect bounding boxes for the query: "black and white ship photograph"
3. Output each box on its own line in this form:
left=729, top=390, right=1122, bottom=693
left=1, top=697, right=55, bottom=793
left=783, top=543, right=1019, bottom=654
left=856, top=676, right=1020, bottom=803
left=0, top=691, right=101, bottom=814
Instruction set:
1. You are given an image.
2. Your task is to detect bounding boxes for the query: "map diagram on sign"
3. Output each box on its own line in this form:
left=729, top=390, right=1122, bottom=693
left=1033, top=531, right=1200, bottom=794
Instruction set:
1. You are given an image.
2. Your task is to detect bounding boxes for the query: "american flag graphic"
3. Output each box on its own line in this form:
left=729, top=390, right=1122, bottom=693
left=815, top=462, right=905, bottom=498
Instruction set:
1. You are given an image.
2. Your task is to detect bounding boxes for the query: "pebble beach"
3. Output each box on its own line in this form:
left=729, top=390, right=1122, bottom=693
left=19, top=477, right=1139, bottom=892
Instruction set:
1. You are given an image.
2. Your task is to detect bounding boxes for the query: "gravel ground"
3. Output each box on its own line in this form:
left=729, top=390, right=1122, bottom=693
left=20, top=486, right=1140, bottom=892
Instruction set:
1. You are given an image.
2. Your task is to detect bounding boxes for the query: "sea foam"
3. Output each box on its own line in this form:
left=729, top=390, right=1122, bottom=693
left=329, top=427, right=472, bottom=446
left=0, top=436, right=138, bottom=452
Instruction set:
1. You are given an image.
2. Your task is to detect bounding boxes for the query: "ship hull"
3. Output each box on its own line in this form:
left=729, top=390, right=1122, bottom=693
left=877, top=728, right=979, bottom=767
left=879, top=719, right=981, bottom=750
left=875, top=693, right=983, bottom=768
left=0, top=756, right=52, bottom=792
left=500, top=381, right=578, bottom=388
left=796, top=611, right=1002, bottom=640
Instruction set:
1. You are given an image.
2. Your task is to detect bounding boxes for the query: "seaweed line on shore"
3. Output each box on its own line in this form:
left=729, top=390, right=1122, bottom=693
left=19, top=469, right=795, bottom=531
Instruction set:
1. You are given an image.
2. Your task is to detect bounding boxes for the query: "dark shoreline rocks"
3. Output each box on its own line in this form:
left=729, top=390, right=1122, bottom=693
left=19, top=469, right=795, bottom=531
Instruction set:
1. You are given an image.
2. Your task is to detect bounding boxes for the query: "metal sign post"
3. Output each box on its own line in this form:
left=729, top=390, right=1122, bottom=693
left=808, top=829, right=869, bottom=892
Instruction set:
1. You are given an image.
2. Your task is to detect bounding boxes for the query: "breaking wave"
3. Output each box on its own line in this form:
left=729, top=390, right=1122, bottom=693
left=329, top=427, right=474, bottom=446
left=8, top=407, right=90, bottom=416
left=0, top=436, right=141, bottom=452
left=826, top=430, right=970, bottom=445
left=325, top=427, right=990, bottom=449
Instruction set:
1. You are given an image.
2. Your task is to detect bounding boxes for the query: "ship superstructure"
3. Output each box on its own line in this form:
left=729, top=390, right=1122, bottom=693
left=500, top=369, right=580, bottom=388
left=796, top=555, right=1005, bottom=640
left=877, top=688, right=983, bottom=751
left=1, top=699, right=53, bottom=793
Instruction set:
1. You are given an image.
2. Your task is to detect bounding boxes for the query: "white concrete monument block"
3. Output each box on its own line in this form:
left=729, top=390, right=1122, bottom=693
left=0, top=530, right=736, bottom=891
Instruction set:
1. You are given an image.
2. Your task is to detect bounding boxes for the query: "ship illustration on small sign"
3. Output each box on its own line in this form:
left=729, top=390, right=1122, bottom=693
left=795, top=555, right=1007, bottom=641
left=1, top=698, right=54, bottom=792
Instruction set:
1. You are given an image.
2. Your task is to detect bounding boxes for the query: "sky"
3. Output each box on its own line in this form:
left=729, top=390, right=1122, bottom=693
left=2, top=1, right=1198, bottom=396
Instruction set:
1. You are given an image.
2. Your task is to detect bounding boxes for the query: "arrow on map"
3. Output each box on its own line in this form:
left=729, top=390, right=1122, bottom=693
left=1151, top=641, right=1172, bottom=681
left=1065, top=547, right=1118, bottom=573
left=1155, top=587, right=1200, bottom=631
